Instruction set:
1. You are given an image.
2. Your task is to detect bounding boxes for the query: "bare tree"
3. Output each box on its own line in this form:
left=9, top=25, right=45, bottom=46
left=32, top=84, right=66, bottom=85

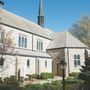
left=0, top=25, right=16, bottom=72
left=69, top=15, right=90, bottom=47
left=0, top=26, right=16, bottom=56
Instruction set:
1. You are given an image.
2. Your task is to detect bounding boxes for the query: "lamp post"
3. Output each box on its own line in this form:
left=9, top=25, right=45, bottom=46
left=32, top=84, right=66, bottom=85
left=60, top=60, right=67, bottom=90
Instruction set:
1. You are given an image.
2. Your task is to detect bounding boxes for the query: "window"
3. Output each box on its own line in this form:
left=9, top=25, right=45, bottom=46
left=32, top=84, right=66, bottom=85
left=74, top=54, right=80, bottom=67
left=27, top=59, right=30, bottom=68
left=18, top=36, right=21, bottom=47
left=0, top=32, right=1, bottom=42
left=25, top=37, right=27, bottom=48
left=18, top=35, right=27, bottom=48
left=22, top=37, right=24, bottom=47
left=0, top=57, right=4, bottom=67
left=0, top=31, right=4, bottom=43
left=37, top=39, right=43, bottom=51
left=45, top=60, right=47, bottom=68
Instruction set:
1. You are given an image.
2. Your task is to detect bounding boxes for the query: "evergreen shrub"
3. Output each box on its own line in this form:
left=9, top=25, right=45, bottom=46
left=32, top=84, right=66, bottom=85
left=39, top=72, right=54, bottom=79
left=69, top=72, right=79, bottom=79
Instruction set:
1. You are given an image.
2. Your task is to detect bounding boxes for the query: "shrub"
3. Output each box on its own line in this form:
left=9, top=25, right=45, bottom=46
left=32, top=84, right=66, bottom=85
left=31, top=74, right=39, bottom=79
left=52, top=80, right=62, bottom=86
left=64, top=79, right=84, bottom=90
left=4, top=76, right=19, bottom=86
left=39, top=72, right=54, bottom=79
left=65, top=79, right=83, bottom=85
left=51, top=80, right=62, bottom=90
left=25, top=81, right=62, bottom=90
left=49, top=73, right=54, bottom=78
left=25, top=84, right=42, bottom=90
left=42, top=83, right=52, bottom=90
left=69, top=72, right=79, bottom=79
left=0, top=77, right=3, bottom=83
left=59, top=79, right=84, bottom=90
left=4, top=77, right=8, bottom=82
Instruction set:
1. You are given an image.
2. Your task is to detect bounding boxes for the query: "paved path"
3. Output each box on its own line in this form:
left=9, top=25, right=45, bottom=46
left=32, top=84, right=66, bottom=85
left=20, top=76, right=62, bottom=87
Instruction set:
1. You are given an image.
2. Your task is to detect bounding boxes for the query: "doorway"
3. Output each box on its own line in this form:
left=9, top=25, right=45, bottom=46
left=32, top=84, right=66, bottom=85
left=57, top=63, right=62, bottom=76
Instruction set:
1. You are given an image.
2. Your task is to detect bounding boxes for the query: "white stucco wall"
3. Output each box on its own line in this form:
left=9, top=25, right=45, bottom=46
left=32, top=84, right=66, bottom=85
left=0, top=55, right=15, bottom=78
left=38, top=58, right=52, bottom=74
left=52, top=48, right=85, bottom=77
left=17, top=56, right=36, bottom=78
left=33, top=35, right=51, bottom=52
left=0, top=25, right=52, bottom=79
left=52, top=61, right=57, bottom=76
left=87, top=49, right=90, bottom=57
left=3, top=25, right=33, bottom=50
left=2, top=25, right=51, bottom=52
left=67, top=48, right=85, bottom=74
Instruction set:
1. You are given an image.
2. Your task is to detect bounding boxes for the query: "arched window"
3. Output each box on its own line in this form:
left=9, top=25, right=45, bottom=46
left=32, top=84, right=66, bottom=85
left=74, top=60, right=77, bottom=67
left=39, top=41, right=41, bottom=50
left=18, top=36, right=21, bottom=47
left=0, top=57, right=4, bottom=66
left=41, top=42, right=43, bottom=50
left=37, top=41, right=39, bottom=50
left=77, top=55, right=80, bottom=59
left=37, top=39, right=43, bottom=51
left=18, top=35, right=27, bottom=48
left=74, top=54, right=80, bottom=67
left=22, top=37, right=24, bottom=47
left=25, top=37, right=27, bottom=48
left=78, top=60, right=80, bottom=65
left=77, top=55, right=80, bottom=65
left=45, top=60, right=47, bottom=68
left=27, top=59, right=30, bottom=68
left=74, top=55, right=77, bottom=59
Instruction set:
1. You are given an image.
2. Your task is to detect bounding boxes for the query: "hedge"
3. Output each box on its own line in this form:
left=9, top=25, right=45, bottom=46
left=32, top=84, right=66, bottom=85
left=39, top=72, right=54, bottom=79
left=24, top=81, right=62, bottom=90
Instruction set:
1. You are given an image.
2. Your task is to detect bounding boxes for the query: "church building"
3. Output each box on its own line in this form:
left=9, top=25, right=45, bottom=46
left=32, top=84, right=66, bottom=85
left=0, top=0, right=89, bottom=79
left=0, top=0, right=53, bottom=79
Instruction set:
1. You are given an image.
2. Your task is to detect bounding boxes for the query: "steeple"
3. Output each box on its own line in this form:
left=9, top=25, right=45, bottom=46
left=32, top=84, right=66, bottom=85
left=38, top=0, right=44, bottom=28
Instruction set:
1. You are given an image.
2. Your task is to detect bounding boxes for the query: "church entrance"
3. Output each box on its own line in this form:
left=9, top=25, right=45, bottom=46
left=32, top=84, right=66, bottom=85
left=57, top=63, right=62, bottom=76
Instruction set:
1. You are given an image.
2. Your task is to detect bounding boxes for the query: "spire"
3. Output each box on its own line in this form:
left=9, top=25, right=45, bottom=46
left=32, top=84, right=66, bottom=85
left=39, top=0, right=43, bottom=16
left=38, top=0, right=44, bottom=28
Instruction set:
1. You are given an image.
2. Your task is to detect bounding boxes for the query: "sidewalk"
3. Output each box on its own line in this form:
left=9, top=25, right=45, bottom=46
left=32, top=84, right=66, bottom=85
left=20, top=76, right=62, bottom=87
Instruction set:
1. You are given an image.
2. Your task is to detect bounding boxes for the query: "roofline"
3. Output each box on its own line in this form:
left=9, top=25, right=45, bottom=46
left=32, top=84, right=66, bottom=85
left=46, top=47, right=88, bottom=51
left=0, top=52, right=51, bottom=59
left=1, top=23, right=52, bottom=40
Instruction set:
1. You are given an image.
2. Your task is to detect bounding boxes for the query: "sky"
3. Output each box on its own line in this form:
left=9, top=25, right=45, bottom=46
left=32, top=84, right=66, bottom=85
left=3, top=0, right=90, bottom=32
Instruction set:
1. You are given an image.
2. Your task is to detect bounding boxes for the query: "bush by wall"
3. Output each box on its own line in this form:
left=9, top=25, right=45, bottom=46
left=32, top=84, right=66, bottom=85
left=24, top=81, right=62, bottom=90
left=3, top=75, right=19, bottom=86
left=0, top=75, right=21, bottom=90
left=69, top=72, right=79, bottom=79
left=51, top=80, right=62, bottom=90
left=65, top=79, right=83, bottom=90
left=18, top=79, right=84, bottom=90
left=39, top=72, right=54, bottom=79
left=25, top=73, right=54, bottom=80
left=24, top=84, right=42, bottom=90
